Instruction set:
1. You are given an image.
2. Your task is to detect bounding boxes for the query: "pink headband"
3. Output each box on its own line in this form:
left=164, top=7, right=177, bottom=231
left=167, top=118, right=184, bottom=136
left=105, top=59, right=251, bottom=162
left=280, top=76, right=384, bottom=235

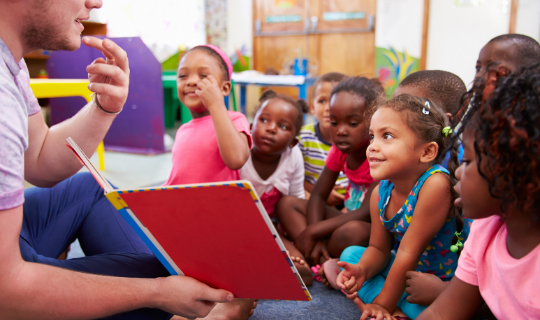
left=200, top=44, right=233, bottom=81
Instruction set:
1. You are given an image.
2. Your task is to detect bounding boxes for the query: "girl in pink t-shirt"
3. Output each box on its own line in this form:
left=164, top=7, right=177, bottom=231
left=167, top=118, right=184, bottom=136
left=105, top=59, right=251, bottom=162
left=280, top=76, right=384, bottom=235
left=164, top=45, right=251, bottom=186
left=418, top=66, right=540, bottom=319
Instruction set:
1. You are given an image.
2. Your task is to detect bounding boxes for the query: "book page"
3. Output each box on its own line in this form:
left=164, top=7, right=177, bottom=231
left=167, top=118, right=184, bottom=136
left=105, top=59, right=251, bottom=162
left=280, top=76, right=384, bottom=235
left=66, top=137, right=114, bottom=193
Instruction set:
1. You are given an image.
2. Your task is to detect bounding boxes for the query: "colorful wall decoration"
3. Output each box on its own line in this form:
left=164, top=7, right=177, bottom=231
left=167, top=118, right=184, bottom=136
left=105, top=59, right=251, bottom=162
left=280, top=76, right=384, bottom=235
left=376, top=47, right=419, bottom=98
left=205, top=0, right=228, bottom=50
left=375, top=0, right=423, bottom=97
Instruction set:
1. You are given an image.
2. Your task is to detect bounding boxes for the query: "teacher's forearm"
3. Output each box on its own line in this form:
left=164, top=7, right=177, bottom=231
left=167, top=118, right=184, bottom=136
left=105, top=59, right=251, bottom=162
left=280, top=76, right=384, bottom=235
left=25, top=101, right=118, bottom=187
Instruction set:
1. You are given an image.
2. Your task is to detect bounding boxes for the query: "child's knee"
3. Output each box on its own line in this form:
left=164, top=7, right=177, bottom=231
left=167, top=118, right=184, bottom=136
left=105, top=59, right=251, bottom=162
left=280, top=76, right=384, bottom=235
left=276, top=196, right=305, bottom=217
left=328, top=221, right=370, bottom=257
left=340, top=245, right=367, bottom=265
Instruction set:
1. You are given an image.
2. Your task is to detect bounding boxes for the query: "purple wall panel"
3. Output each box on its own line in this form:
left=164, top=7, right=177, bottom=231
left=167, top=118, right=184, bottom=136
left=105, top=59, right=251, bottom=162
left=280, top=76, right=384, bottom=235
left=47, top=37, right=165, bottom=154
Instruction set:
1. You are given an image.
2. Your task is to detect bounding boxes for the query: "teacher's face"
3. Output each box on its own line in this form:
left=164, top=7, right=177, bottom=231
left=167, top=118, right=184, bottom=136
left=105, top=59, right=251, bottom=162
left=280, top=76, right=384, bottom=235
left=22, top=0, right=103, bottom=51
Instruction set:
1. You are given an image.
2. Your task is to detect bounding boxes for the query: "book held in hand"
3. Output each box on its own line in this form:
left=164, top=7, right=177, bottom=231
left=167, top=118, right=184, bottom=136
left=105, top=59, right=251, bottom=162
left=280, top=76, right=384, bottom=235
left=66, top=137, right=311, bottom=301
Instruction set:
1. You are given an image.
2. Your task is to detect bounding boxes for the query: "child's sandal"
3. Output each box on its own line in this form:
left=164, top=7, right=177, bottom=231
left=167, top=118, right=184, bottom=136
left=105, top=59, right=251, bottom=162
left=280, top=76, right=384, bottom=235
left=322, top=258, right=341, bottom=290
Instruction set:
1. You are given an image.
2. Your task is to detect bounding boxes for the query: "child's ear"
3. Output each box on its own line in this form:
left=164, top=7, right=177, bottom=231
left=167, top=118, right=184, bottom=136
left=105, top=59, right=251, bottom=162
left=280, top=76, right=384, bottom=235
left=220, top=81, right=232, bottom=96
left=308, top=102, right=315, bottom=115
left=420, top=142, right=439, bottom=163
left=289, top=137, right=299, bottom=148
left=445, top=112, right=453, bottom=122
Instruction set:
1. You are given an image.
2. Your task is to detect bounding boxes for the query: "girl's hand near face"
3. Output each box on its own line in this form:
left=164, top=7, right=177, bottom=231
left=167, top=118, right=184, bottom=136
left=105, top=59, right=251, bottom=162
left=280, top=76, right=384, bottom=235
left=195, top=75, right=225, bottom=111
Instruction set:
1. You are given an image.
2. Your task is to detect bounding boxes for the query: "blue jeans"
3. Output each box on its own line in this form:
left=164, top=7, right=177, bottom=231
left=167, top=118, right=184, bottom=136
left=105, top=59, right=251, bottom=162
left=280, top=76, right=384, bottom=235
left=340, top=246, right=426, bottom=319
left=20, top=172, right=172, bottom=320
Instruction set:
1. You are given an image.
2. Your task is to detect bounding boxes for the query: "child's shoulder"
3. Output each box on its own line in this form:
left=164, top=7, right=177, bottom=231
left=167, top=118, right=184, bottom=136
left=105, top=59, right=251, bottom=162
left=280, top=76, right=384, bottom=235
left=227, top=110, right=248, bottom=121
left=300, top=122, right=316, bottom=132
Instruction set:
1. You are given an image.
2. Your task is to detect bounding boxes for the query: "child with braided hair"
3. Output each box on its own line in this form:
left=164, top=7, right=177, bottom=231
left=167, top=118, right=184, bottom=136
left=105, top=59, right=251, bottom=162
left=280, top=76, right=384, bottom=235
left=418, top=64, right=540, bottom=320
left=334, top=95, right=463, bottom=320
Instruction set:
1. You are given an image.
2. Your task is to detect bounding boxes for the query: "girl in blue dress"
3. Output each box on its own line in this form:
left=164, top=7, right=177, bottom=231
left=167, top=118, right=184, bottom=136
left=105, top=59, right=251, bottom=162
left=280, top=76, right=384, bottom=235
left=336, top=94, right=463, bottom=320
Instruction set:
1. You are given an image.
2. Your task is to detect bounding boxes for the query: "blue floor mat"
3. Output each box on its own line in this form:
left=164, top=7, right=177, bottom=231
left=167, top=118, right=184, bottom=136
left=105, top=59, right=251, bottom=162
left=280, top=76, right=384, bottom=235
left=251, top=281, right=362, bottom=320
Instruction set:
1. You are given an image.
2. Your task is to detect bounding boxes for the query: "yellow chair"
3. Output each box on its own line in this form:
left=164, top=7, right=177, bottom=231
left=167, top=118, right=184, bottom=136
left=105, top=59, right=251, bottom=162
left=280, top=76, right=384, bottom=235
left=29, top=79, right=106, bottom=171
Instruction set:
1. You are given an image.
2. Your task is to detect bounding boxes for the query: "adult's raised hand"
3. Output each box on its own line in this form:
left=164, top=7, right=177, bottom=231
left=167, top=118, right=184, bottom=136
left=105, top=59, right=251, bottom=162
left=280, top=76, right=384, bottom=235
left=83, top=36, right=130, bottom=114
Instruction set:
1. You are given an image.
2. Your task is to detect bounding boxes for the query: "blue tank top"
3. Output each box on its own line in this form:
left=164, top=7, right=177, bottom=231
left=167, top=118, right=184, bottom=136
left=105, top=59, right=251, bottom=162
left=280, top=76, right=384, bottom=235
left=378, top=164, right=458, bottom=280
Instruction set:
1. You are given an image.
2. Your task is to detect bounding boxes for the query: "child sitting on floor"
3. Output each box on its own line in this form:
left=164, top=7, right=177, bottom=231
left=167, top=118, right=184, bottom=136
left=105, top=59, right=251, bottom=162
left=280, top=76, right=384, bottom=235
left=240, top=90, right=308, bottom=222
left=404, top=34, right=540, bottom=308
left=275, top=77, right=383, bottom=282
left=239, top=90, right=311, bottom=283
left=298, top=72, right=348, bottom=205
left=335, top=95, right=462, bottom=320
left=417, top=63, right=540, bottom=320
left=164, top=45, right=251, bottom=186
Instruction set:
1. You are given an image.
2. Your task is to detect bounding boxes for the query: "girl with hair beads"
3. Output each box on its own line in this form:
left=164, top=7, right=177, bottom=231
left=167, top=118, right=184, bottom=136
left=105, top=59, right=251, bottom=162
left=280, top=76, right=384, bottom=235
left=418, top=65, right=540, bottom=320
left=165, top=45, right=251, bottom=186
left=336, top=95, right=463, bottom=320
left=276, top=77, right=382, bottom=283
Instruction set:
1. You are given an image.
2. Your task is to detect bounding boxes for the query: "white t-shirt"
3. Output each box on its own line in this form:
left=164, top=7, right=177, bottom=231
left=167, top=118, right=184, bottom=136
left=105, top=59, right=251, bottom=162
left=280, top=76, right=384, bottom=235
left=240, top=145, right=304, bottom=217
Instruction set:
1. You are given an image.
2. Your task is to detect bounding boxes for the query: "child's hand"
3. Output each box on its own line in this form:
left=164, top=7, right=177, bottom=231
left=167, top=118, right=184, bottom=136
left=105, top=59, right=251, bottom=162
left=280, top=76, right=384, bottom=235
left=327, top=188, right=345, bottom=206
left=359, top=303, right=393, bottom=320
left=336, top=261, right=365, bottom=298
left=295, top=229, right=316, bottom=260
left=405, top=271, right=446, bottom=306
left=309, top=240, right=331, bottom=266
left=195, top=75, right=225, bottom=111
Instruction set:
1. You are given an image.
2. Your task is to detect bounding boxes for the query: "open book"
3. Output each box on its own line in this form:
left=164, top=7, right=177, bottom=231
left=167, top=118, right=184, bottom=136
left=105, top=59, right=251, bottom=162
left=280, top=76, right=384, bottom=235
left=66, top=137, right=311, bottom=301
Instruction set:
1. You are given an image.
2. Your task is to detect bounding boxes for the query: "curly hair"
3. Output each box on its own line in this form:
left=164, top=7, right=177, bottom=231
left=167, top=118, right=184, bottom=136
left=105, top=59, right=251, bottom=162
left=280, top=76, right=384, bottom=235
left=368, top=94, right=463, bottom=234
left=255, top=89, right=309, bottom=135
left=454, top=64, right=540, bottom=217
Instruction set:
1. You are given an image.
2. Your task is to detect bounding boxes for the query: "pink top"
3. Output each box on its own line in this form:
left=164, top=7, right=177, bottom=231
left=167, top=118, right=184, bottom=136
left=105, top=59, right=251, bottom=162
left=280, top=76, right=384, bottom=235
left=325, top=145, right=374, bottom=187
left=164, top=111, right=251, bottom=185
left=456, top=215, right=540, bottom=319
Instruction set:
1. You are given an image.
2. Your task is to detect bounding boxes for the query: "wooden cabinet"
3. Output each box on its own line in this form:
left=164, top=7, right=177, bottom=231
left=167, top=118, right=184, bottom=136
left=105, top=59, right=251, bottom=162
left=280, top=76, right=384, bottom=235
left=253, top=0, right=376, bottom=79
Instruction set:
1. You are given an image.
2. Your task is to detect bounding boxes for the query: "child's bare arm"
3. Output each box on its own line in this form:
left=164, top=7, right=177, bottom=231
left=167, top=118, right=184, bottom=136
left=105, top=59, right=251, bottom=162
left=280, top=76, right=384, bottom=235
left=196, top=75, right=250, bottom=170
left=417, top=277, right=483, bottom=319
left=357, top=186, right=394, bottom=279
left=306, top=167, right=339, bottom=225
left=337, top=187, right=393, bottom=296
left=300, top=182, right=376, bottom=239
left=371, top=174, right=452, bottom=313
left=405, top=271, right=447, bottom=306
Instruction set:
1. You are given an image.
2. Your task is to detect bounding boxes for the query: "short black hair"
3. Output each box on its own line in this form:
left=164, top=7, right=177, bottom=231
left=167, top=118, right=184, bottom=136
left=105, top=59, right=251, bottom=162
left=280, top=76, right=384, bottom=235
left=331, top=76, right=385, bottom=109
left=399, top=70, right=467, bottom=116
left=257, top=90, right=309, bottom=135
left=489, top=34, right=540, bottom=69
left=312, top=72, right=347, bottom=100
left=188, top=46, right=230, bottom=81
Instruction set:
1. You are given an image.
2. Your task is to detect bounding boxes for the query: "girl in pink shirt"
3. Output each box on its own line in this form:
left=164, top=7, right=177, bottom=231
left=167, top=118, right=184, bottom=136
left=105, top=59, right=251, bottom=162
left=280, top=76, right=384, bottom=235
left=164, top=45, right=251, bottom=186
left=418, top=65, right=540, bottom=319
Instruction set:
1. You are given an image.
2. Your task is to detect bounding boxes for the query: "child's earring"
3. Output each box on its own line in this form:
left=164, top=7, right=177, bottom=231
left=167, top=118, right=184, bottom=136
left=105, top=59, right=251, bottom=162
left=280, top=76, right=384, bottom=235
left=422, top=101, right=430, bottom=115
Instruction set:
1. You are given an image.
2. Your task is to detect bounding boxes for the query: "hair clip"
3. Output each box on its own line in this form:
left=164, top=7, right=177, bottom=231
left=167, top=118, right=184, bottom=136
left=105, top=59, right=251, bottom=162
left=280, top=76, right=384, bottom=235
left=422, top=101, right=430, bottom=115
left=442, top=127, right=453, bottom=137
left=450, top=231, right=463, bottom=253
